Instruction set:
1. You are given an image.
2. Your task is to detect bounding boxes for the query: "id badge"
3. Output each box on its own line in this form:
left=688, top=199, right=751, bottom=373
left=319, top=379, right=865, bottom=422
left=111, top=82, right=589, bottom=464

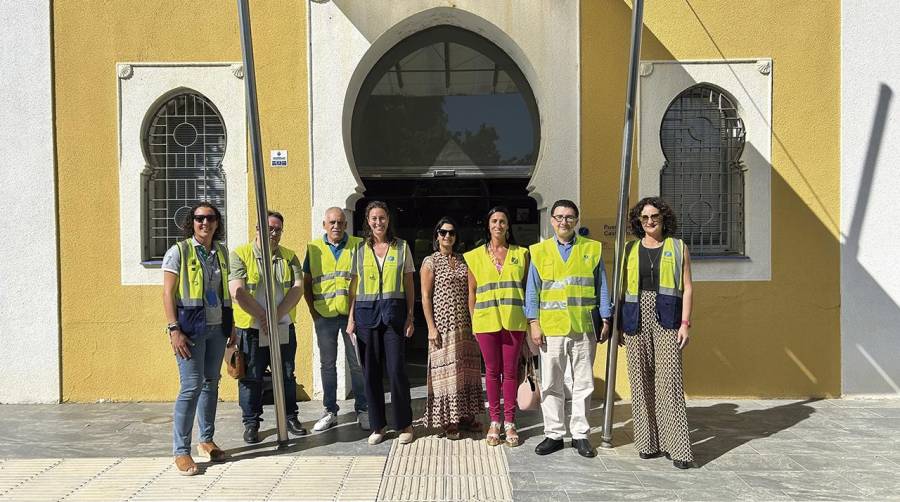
left=205, top=289, right=219, bottom=307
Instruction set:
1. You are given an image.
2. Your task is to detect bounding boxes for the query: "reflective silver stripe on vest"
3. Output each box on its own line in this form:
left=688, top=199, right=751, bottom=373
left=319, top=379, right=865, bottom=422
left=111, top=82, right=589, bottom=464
left=313, top=290, right=350, bottom=301
left=540, top=276, right=593, bottom=290
left=312, top=271, right=352, bottom=284
left=672, top=239, right=684, bottom=296
left=659, top=286, right=681, bottom=298
left=355, top=291, right=405, bottom=302
left=625, top=293, right=639, bottom=303
left=474, top=298, right=525, bottom=310
left=540, top=297, right=596, bottom=310
left=475, top=280, right=522, bottom=294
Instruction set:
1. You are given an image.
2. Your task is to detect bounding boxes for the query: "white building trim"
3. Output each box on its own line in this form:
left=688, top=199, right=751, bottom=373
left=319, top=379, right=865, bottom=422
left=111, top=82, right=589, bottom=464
left=308, top=0, right=580, bottom=398
left=116, top=63, right=248, bottom=285
left=638, top=60, right=773, bottom=281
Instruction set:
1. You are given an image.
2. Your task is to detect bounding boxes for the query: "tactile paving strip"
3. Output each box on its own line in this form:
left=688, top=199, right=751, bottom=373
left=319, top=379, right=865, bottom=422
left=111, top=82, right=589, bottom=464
left=0, top=456, right=386, bottom=501
left=377, top=438, right=512, bottom=502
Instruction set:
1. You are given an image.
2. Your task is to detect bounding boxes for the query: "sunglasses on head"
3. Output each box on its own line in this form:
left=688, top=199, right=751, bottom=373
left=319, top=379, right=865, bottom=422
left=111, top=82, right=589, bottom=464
left=437, top=229, right=456, bottom=237
left=193, top=214, right=218, bottom=223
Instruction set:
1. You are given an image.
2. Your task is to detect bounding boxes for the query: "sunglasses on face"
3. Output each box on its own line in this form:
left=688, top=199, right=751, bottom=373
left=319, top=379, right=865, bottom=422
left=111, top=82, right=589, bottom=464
left=437, top=229, right=456, bottom=237
left=268, top=226, right=283, bottom=235
left=640, top=214, right=662, bottom=223
left=193, top=214, right=218, bottom=223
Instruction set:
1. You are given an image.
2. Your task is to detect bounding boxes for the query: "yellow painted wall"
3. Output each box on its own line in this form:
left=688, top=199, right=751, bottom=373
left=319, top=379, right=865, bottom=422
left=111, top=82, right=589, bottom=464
left=54, top=0, right=311, bottom=401
left=582, top=0, right=841, bottom=398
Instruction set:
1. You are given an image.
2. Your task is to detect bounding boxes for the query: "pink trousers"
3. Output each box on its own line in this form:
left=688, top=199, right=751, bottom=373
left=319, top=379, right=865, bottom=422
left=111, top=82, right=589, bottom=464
left=475, top=329, right=525, bottom=424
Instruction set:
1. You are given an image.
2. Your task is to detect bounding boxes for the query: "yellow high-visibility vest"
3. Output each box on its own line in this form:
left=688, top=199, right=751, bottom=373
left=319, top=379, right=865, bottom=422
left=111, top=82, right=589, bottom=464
left=529, top=237, right=601, bottom=336
left=463, top=245, right=528, bottom=333
left=354, top=240, right=408, bottom=302
left=307, top=235, right=361, bottom=317
left=175, top=239, right=232, bottom=309
left=231, top=243, right=299, bottom=330
left=621, top=237, right=684, bottom=332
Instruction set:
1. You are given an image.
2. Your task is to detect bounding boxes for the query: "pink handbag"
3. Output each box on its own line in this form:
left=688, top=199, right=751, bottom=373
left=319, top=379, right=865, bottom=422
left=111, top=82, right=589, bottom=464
left=517, top=353, right=541, bottom=410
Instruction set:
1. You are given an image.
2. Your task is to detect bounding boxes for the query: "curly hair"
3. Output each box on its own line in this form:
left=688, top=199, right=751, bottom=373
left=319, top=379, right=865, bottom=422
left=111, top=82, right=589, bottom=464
left=362, top=200, right=397, bottom=248
left=182, top=201, right=225, bottom=242
left=483, top=206, right=517, bottom=247
left=431, top=216, right=461, bottom=252
left=629, top=196, right=677, bottom=238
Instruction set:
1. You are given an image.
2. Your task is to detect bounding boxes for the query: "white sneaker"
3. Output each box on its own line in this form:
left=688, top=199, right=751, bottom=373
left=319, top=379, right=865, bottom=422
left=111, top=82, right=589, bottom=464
left=313, top=412, right=337, bottom=432
left=367, top=430, right=385, bottom=445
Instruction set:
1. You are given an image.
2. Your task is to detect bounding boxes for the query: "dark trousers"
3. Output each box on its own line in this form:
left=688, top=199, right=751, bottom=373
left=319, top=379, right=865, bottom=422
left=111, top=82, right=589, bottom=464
left=237, top=325, right=299, bottom=426
left=356, top=323, right=412, bottom=432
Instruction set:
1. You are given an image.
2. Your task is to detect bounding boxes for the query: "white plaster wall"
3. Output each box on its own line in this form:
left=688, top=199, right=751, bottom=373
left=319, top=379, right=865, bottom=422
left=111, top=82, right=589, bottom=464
left=0, top=0, right=60, bottom=403
left=308, top=0, right=579, bottom=398
left=841, top=2, right=900, bottom=396
left=638, top=60, right=772, bottom=282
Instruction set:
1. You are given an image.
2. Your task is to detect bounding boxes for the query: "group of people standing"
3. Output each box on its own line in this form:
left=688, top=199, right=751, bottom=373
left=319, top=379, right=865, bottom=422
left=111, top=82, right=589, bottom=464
left=161, top=196, right=696, bottom=476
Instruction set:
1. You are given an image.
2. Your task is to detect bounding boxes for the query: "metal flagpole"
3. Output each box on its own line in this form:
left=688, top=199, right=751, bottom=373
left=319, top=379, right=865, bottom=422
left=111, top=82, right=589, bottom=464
left=600, top=0, right=645, bottom=449
left=236, top=0, right=289, bottom=446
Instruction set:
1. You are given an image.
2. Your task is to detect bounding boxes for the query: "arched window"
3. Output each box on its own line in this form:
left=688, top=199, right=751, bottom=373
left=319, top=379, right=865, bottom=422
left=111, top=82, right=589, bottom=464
left=660, top=85, right=745, bottom=256
left=352, top=25, right=540, bottom=179
left=143, top=92, right=227, bottom=261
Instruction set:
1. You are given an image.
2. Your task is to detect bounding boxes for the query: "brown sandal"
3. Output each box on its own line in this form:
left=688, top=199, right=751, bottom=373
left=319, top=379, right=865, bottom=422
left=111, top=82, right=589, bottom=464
left=485, top=421, right=503, bottom=446
left=197, top=441, right=226, bottom=462
left=504, top=423, right=520, bottom=447
left=174, top=455, right=199, bottom=476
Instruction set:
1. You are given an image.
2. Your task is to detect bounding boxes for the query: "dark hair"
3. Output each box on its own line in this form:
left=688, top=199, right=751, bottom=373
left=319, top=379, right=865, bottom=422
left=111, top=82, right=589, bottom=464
left=629, top=196, right=677, bottom=238
left=363, top=200, right=397, bottom=247
left=182, top=201, right=224, bottom=241
left=432, top=216, right=461, bottom=252
left=267, top=210, right=284, bottom=223
left=483, top=206, right=517, bottom=246
left=550, top=199, right=579, bottom=218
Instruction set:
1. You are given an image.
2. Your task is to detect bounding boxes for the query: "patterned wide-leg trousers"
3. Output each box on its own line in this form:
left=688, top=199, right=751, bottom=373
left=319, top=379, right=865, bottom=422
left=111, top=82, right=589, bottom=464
left=624, top=290, right=693, bottom=462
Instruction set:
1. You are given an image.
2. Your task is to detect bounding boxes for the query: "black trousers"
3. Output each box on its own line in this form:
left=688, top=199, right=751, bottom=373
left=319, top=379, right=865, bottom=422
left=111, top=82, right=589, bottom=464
left=356, top=323, right=412, bottom=432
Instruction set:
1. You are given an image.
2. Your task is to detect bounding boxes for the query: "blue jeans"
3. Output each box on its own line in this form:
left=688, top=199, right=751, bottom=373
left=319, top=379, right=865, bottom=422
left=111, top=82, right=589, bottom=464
left=237, top=325, right=299, bottom=426
left=314, top=315, right=367, bottom=414
left=172, top=324, right=227, bottom=456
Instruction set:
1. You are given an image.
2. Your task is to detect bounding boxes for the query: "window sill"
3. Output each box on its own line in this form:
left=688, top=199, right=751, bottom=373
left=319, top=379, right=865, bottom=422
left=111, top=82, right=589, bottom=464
left=141, top=260, right=162, bottom=267
left=691, top=255, right=750, bottom=261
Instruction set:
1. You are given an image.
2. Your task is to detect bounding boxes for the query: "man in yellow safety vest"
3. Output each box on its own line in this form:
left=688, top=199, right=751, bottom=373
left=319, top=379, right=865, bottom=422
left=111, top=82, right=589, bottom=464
left=526, top=199, right=611, bottom=458
left=229, top=211, right=307, bottom=444
left=302, top=207, right=369, bottom=432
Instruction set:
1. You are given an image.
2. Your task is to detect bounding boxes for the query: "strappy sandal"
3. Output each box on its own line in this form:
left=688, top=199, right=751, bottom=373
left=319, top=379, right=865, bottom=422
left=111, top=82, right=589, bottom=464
left=485, top=421, right=503, bottom=446
left=504, top=423, right=520, bottom=447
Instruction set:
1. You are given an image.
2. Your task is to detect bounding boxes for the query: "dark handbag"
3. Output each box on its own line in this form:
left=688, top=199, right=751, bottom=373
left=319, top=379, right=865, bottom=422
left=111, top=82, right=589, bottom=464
left=225, top=342, right=245, bottom=379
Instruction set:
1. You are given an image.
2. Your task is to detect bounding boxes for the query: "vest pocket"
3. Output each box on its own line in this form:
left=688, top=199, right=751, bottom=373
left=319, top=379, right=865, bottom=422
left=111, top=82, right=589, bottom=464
left=619, top=301, right=639, bottom=334
left=655, top=294, right=683, bottom=329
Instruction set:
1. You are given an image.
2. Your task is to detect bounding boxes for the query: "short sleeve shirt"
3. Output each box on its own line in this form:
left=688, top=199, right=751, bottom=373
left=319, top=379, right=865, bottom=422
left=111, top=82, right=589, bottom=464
left=162, top=238, right=224, bottom=325
left=228, top=244, right=302, bottom=328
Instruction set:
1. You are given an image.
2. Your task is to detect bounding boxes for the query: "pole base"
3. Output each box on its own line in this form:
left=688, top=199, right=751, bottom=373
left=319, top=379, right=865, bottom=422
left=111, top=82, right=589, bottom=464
left=599, top=438, right=614, bottom=449
left=275, top=440, right=290, bottom=450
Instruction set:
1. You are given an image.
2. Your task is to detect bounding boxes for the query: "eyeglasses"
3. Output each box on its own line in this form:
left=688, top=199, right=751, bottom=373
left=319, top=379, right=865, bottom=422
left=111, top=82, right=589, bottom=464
left=268, top=226, right=283, bottom=235
left=551, top=215, right=578, bottom=223
left=193, top=214, right=218, bottom=223
left=640, top=214, right=662, bottom=223
left=437, top=229, right=456, bottom=237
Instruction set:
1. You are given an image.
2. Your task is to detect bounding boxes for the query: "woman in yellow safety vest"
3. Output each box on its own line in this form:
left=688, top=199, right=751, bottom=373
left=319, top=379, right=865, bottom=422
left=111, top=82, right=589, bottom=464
left=620, top=197, right=695, bottom=469
left=464, top=206, right=529, bottom=447
left=347, top=201, right=416, bottom=446
left=161, top=202, right=235, bottom=476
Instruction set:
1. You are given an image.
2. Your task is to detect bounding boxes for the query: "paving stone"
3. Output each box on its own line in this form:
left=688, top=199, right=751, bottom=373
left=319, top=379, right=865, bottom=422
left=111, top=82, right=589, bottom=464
left=789, top=453, right=900, bottom=471
left=738, top=471, right=869, bottom=500
left=511, top=489, right=571, bottom=501
left=565, top=488, right=677, bottom=501
left=535, top=471, right=639, bottom=492
left=837, top=469, right=900, bottom=495
left=633, top=471, right=746, bottom=491
left=701, top=454, right=805, bottom=472
left=673, top=487, right=792, bottom=501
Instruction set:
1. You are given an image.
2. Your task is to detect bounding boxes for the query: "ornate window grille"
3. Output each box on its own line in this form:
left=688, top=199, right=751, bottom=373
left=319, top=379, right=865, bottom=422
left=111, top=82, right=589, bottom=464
left=659, top=85, right=745, bottom=256
left=143, top=92, right=227, bottom=261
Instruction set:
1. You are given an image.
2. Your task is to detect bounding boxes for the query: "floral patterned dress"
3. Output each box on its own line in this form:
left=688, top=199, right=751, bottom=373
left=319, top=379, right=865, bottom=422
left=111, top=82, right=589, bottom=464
left=420, top=252, right=484, bottom=428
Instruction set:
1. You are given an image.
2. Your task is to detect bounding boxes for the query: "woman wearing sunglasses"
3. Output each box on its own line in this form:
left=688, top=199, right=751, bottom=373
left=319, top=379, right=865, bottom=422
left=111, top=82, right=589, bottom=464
left=419, top=217, right=484, bottom=439
left=464, top=206, right=529, bottom=447
left=161, top=202, right=235, bottom=476
left=620, top=197, right=694, bottom=469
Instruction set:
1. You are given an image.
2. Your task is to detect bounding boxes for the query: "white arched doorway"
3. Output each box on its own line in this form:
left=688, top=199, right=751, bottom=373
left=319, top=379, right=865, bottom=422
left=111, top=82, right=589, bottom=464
left=308, top=1, right=579, bottom=400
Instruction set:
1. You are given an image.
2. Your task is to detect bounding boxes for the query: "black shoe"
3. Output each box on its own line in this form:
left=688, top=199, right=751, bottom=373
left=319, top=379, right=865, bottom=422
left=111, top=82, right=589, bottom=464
left=673, top=460, right=693, bottom=469
left=243, top=424, right=260, bottom=444
left=534, top=437, right=564, bottom=456
left=663, top=452, right=671, bottom=460
left=639, top=451, right=661, bottom=460
left=571, top=439, right=596, bottom=458
left=287, top=417, right=308, bottom=436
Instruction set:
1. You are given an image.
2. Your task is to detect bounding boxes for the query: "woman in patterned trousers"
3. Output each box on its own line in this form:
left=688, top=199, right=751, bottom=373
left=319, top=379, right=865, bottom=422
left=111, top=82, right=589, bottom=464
left=620, top=197, right=694, bottom=469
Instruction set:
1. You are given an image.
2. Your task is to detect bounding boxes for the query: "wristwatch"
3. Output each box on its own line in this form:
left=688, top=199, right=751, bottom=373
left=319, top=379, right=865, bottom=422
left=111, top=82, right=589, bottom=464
left=167, top=322, right=181, bottom=334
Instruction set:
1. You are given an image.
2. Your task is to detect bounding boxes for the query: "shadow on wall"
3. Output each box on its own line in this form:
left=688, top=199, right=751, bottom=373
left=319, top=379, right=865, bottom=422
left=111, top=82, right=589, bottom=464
left=842, top=84, right=899, bottom=395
